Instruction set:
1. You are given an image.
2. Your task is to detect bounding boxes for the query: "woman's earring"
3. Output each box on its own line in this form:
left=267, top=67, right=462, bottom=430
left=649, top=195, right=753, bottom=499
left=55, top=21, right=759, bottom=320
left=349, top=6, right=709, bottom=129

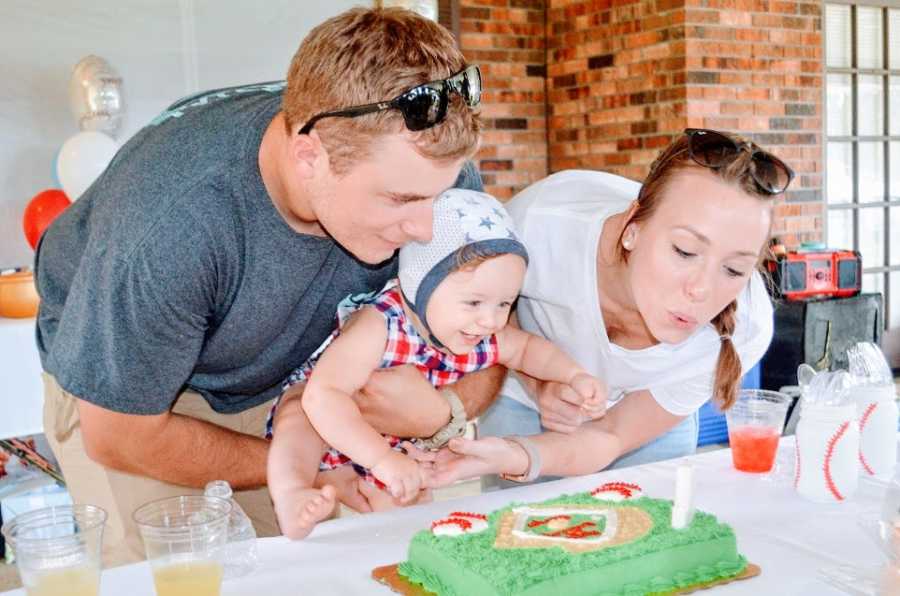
left=622, top=229, right=635, bottom=250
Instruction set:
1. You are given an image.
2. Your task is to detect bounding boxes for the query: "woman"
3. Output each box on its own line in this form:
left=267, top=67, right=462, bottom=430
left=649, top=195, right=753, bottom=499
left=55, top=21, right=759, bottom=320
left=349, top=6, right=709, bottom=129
left=433, top=128, right=791, bottom=483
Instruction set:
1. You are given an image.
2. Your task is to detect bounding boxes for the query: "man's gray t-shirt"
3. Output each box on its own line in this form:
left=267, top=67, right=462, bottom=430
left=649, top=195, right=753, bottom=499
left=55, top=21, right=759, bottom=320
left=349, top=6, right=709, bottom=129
left=35, top=82, right=482, bottom=415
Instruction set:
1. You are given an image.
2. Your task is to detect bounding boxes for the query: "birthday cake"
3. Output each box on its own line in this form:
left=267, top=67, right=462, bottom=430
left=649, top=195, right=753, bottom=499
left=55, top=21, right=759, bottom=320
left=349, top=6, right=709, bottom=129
left=393, top=483, right=750, bottom=596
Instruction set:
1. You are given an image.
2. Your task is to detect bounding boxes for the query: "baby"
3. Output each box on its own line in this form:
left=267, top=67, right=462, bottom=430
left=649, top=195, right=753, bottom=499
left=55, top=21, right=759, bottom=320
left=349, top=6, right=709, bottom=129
left=266, top=189, right=606, bottom=539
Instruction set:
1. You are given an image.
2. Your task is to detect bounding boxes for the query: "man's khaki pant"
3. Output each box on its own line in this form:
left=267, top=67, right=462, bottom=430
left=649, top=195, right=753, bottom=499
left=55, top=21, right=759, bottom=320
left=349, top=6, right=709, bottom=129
left=41, top=374, right=279, bottom=567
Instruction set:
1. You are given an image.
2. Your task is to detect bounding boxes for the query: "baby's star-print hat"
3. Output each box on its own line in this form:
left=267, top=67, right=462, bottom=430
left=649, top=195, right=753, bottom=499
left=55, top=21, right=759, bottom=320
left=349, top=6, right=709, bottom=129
left=399, top=189, right=529, bottom=342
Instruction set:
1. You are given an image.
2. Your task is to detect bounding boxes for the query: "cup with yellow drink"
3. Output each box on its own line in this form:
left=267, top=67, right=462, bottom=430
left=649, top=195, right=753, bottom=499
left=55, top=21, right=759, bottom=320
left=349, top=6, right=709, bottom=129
left=1, top=504, right=107, bottom=596
left=133, top=495, right=231, bottom=596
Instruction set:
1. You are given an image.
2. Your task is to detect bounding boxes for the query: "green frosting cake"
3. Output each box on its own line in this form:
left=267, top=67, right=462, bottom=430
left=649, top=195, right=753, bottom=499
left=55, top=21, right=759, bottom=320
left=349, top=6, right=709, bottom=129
left=397, top=483, right=747, bottom=596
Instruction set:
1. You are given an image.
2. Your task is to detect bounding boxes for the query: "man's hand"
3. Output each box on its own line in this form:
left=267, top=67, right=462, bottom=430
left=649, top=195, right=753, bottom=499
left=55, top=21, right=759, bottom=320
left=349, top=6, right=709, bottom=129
left=535, top=380, right=588, bottom=433
left=354, top=366, right=449, bottom=437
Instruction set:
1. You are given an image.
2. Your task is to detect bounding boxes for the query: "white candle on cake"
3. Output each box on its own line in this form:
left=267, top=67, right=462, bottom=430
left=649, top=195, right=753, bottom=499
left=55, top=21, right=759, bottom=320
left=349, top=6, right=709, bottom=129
left=671, top=464, right=695, bottom=529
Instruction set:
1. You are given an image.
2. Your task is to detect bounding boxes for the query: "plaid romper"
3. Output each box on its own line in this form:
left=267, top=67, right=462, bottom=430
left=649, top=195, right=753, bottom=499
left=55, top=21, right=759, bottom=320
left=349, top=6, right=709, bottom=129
left=265, top=279, right=500, bottom=489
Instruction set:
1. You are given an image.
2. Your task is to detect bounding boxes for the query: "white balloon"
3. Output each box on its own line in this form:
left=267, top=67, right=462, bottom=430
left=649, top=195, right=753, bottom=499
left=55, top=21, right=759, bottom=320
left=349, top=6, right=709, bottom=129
left=56, top=131, right=118, bottom=201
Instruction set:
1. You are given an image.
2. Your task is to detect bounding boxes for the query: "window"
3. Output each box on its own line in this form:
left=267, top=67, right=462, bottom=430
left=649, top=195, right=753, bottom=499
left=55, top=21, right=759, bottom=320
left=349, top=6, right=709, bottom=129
left=825, top=2, right=900, bottom=332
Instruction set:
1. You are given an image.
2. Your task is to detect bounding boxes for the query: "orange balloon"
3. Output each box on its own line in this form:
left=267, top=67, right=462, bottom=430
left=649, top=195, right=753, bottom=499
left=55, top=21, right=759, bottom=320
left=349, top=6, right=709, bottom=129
left=23, top=189, right=71, bottom=250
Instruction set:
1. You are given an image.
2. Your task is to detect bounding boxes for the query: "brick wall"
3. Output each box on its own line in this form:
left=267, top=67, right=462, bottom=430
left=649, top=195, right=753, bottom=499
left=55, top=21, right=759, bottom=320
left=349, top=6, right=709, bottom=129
left=546, top=0, right=689, bottom=183
left=458, top=0, right=548, bottom=200
left=457, top=0, right=825, bottom=247
left=680, top=0, right=824, bottom=246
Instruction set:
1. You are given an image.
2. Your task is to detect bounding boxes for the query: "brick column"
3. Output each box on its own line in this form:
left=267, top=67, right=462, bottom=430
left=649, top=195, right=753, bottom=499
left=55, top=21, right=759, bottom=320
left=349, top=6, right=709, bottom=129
left=459, top=0, right=549, bottom=200
left=542, top=0, right=823, bottom=247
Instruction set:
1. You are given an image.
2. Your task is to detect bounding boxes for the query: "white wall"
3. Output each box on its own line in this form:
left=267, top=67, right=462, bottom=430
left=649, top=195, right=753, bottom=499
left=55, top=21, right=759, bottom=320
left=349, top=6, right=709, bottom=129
left=0, top=0, right=367, bottom=268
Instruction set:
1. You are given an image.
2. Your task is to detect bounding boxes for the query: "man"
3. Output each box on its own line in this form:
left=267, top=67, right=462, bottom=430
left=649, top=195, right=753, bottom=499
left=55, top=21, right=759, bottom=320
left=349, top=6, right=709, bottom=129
left=35, top=7, right=504, bottom=565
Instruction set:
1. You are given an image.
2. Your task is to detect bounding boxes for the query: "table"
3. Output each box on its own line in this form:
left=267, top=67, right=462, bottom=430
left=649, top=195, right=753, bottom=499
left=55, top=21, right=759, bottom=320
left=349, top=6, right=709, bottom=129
left=1, top=439, right=889, bottom=595
left=0, top=318, right=43, bottom=439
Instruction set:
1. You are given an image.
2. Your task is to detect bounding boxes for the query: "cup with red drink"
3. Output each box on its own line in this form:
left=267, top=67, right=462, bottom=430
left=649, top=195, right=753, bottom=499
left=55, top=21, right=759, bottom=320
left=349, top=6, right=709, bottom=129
left=726, top=389, right=791, bottom=473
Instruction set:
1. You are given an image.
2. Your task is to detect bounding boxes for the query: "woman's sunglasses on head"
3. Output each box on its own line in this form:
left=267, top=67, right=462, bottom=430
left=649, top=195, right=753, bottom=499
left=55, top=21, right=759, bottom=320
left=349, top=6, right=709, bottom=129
left=684, top=128, right=795, bottom=195
left=299, top=65, right=482, bottom=135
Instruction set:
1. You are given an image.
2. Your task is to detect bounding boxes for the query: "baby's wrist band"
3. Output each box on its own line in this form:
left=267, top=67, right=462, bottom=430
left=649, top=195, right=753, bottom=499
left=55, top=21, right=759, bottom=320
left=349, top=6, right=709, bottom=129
left=499, top=435, right=542, bottom=483
left=418, top=388, right=468, bottom=450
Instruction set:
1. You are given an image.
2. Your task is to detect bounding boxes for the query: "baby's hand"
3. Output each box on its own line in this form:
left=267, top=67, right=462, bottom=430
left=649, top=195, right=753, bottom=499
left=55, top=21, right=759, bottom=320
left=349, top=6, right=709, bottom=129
left=370, top=450, right=425, bottom=504
left=569, top=372, right=607, bottom=421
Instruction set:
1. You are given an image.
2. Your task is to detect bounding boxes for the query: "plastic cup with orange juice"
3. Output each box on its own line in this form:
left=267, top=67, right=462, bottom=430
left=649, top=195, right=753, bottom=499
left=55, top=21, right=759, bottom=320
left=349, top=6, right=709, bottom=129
left=133, top=495, right=231, bottom=596
left=1, top=504, right=107, bottom=596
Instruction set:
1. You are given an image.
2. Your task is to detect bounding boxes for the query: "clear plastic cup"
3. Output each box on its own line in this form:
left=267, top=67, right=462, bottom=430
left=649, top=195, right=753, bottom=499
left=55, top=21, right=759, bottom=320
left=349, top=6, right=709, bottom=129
left=1, top=504, right=107, bottom=596
left=725, top=389, right=791, bottom=473
left=133, top=495, right=231, bottom=596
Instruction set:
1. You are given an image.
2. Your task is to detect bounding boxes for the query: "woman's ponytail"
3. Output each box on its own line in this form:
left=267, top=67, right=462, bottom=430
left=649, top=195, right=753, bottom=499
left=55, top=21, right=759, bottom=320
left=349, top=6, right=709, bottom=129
left=711, top=300, right=741, bottom=409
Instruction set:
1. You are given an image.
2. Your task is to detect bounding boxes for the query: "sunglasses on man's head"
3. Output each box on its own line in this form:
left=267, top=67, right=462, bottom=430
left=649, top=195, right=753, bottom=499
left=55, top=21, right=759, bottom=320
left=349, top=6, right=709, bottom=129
left=684, top=128, right=795, bottom=195
left=299, top=65, right=482, bottom=136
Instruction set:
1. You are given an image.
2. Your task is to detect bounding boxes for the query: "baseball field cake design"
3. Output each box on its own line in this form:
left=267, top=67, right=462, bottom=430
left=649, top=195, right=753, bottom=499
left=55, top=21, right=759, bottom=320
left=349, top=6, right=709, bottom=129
left=374, top=482, right=758, bottom=596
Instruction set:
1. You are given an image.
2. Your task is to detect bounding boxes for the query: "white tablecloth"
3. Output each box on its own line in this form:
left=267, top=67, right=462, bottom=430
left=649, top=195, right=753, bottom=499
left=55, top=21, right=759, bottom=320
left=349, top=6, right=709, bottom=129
left=1, top=439, right=889, bottom=595
left=0, top=318, right=43, bottom=439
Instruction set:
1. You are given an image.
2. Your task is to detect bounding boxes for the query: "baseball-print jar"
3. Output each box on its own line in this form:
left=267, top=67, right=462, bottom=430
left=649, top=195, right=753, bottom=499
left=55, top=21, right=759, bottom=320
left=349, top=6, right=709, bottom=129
left=794, top=403, right=859, bottom=503
left=853, top=385, right=899, bottom=479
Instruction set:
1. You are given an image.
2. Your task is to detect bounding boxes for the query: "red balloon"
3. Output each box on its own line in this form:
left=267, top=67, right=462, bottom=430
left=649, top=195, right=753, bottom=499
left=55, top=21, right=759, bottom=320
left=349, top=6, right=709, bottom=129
left=23, top=189, right=71, bottom=250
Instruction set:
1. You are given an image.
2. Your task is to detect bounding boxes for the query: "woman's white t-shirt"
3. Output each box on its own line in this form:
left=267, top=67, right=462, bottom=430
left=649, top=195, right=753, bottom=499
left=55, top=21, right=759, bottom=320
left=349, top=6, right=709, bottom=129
left=502, top=170, right=774, bottom=416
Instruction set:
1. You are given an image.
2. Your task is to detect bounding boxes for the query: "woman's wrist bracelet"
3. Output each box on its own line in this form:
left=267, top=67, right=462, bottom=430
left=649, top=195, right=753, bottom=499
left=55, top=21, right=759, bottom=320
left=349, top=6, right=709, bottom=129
left=499, top=435, right=542, bottom=483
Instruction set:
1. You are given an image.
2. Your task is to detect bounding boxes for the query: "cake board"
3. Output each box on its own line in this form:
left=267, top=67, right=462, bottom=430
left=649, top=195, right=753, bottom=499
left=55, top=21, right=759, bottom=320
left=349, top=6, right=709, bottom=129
left=372, top=562, right=761, bottom=596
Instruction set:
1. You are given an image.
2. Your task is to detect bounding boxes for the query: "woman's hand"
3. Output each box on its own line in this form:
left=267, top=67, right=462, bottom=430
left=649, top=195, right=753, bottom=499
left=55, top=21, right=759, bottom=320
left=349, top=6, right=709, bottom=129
left=428, top=437, right=528, bottom=487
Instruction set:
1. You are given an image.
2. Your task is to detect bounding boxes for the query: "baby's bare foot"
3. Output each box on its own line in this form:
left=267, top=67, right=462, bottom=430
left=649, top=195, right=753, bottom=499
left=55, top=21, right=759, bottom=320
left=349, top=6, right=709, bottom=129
left=282, top=485, right=337, bottom=540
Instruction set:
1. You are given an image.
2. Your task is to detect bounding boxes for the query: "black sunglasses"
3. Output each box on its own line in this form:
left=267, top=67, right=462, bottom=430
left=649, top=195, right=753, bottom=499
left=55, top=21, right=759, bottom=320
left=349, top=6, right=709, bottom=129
left=299, top=65, right=482, bottom=135
left=684, top=128, right=795, bottom=195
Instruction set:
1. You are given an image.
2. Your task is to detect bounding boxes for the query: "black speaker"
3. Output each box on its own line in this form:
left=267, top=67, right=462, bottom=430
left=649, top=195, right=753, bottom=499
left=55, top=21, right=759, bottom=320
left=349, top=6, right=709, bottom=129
left=760, top=292, right=884, bottom=391
left=786, top=262, right=806, bottom=291
left=838, top=258, right=860, bottom=289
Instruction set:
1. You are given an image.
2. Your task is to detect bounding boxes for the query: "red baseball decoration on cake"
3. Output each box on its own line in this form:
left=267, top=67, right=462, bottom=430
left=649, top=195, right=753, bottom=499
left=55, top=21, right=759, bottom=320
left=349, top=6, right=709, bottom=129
left=590, top=482, right=642, bottom=501
left=526, top=515, right=603, bottom=539
left=431, top=511, right=488, bottom=536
